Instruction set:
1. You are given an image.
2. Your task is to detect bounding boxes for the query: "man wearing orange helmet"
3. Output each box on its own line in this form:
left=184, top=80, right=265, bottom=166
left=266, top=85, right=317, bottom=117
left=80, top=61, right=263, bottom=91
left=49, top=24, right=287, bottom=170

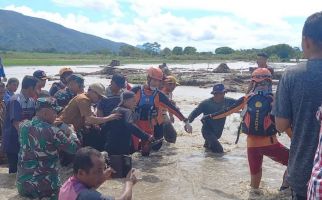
left=244, top=68, right=289, bottom=190
left=153, top=75, right=180, bottom=150
left=131, top=67, right=192, bottom=156
left=49, top=67, right=73, bottom=96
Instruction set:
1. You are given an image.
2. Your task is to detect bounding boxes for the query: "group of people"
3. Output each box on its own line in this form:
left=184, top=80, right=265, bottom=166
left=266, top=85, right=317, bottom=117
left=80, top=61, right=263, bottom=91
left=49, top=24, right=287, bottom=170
left=0, top=60, right=193, bottom=199
left=0, top=11, right=321, bottom=200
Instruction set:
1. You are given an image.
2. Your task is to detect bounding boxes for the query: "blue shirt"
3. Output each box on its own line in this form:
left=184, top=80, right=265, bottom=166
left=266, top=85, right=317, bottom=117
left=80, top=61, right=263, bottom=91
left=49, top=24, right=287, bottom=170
left=2, top=93, right=35, bottom=154
left=4, top=89, right=14, bottom=105
left=0, top=57, right=5, bottom=78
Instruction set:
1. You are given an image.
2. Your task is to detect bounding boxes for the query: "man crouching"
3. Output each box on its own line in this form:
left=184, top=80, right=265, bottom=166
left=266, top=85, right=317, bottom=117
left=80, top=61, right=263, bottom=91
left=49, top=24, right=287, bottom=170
left=17, top=97, right=80, bottom=199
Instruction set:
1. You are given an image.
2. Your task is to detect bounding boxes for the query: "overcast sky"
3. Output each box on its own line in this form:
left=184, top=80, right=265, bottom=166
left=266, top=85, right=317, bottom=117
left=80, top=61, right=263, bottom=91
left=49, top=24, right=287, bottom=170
left=1, top=0, right=321, bottom=51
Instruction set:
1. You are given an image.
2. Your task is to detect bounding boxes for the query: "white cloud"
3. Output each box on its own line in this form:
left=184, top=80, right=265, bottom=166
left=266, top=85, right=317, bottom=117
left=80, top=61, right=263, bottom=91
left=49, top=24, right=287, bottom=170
left=52, top=0, right=123, bottom=17
left=4, top=1, right=319, bottom=51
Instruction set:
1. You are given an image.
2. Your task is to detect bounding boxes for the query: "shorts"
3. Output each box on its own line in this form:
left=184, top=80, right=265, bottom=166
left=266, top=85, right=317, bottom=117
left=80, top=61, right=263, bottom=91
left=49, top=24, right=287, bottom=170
left=247, top=142, right=289, bottom=175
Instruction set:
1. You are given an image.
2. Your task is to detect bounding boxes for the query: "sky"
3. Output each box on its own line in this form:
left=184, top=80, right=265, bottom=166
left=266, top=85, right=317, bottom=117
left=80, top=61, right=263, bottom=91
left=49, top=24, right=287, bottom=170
left=0, top=0, right=321, bottom=51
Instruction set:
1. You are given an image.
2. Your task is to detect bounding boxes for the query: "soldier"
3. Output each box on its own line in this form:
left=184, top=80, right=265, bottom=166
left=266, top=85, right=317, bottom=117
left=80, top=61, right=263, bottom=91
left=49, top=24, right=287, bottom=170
left=17, top=97, right=80, bottom=199
left=54, top=74, right=84, bottom=108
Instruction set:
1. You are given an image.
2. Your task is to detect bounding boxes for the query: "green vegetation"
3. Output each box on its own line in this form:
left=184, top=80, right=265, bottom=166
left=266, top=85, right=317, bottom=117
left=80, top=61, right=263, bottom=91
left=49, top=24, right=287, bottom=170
left=0, top=43, right=303, bottom=66
left=0, top=10, right=124, bottom=53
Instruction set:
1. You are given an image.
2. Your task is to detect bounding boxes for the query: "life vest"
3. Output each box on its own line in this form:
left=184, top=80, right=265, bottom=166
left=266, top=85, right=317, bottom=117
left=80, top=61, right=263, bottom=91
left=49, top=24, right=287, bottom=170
left=135, top=86, right=158, bottom=121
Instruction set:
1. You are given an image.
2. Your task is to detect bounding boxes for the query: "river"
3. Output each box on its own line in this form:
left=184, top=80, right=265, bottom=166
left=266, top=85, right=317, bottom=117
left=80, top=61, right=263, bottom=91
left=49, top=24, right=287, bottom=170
left=0, top=63, right=292, bottom=200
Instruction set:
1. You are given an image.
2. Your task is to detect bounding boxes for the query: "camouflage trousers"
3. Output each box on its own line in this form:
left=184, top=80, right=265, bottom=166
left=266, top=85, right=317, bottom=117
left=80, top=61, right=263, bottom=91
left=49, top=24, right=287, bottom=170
left=17, top=173, right=59, bottom=200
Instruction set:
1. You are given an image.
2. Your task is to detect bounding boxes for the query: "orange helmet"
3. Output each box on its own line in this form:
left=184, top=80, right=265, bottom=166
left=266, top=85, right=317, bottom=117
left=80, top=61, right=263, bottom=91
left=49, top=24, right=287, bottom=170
left=59, top=67, right=73, bottom=76
left=251, top=68, right=272, bottom=83
left=147, top=67, right=163, bottom=81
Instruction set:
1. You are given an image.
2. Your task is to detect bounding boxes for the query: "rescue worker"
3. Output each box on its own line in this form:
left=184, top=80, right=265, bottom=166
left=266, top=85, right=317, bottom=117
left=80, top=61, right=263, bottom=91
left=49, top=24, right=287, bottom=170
left=131, top=67, right=192, bottom=156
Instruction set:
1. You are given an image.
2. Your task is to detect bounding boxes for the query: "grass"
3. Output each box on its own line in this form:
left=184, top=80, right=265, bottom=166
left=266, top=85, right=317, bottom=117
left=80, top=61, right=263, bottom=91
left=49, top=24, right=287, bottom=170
left=0, top=51, right=253, bottom=66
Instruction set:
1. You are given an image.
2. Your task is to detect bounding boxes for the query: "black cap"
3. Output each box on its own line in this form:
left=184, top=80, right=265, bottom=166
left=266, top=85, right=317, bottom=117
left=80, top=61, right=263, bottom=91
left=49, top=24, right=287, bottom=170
left=33, top=70, right=48, bottom=80
left=257, top=52, right=269, bottom=58
left=211, top=83, right=226, bottom=94
left=112, top=73, right=126, bottom=88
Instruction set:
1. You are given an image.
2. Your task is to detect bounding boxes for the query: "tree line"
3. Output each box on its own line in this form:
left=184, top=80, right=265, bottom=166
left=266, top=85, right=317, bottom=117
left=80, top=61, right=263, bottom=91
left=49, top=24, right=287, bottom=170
left=119, top=42, right=303, bottom=61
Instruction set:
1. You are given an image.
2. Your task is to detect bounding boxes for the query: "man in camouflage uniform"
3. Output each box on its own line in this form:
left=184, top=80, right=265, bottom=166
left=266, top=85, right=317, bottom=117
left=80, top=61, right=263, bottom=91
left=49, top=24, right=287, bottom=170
left=17, top=97, right=80, bottom=199
left=54, top=74, right=84, bottom=108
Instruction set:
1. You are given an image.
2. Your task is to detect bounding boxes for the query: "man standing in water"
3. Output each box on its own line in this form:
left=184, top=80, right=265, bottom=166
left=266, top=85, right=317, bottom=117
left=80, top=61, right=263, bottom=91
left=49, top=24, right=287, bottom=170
left=188, top=84, right=236, bottom=153
left=274, top=12, right=322, bottom=200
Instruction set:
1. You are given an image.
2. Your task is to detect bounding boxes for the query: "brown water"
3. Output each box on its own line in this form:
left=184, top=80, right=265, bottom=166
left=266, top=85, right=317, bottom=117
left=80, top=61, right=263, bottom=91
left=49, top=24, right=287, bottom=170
left=0, top=67, right=291, bottom=200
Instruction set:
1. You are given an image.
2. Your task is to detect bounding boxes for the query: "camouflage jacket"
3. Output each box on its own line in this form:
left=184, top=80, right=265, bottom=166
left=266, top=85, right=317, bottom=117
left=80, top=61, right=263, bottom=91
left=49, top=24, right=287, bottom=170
left=54, top=88, right=75, bottom=108
left=17, top=117, right=79, bottom=199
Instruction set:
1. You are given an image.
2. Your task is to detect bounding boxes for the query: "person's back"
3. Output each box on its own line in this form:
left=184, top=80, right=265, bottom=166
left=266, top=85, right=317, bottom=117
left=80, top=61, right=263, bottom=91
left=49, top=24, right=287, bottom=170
left=57, top=93, right=91, bottom=131
left=17, top=97, right=79, bottom=199
left=105, top=106, right=135, bottom=155
left=275, top=61, right=322, bottom=196
left=274, top=12, right=322, bottom=199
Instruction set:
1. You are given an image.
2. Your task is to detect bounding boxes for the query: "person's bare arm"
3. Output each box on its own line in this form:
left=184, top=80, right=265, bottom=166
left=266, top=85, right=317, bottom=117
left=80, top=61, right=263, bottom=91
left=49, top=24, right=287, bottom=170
left=275, top=117, right=291, bottom=133
left=115, top=169, right=137, bottom=200
left=84, top=113, right=121, bottom=125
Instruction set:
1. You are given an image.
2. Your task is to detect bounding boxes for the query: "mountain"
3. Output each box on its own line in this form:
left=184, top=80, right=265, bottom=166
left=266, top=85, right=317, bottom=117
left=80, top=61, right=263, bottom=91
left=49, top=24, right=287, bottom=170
left=0, top=9, right=129, bottom=53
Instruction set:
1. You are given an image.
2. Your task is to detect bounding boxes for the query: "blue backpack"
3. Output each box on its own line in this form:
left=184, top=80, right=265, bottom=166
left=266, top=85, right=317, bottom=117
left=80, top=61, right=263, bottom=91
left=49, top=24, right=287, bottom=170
left=241, top=93, right=277, bottom=137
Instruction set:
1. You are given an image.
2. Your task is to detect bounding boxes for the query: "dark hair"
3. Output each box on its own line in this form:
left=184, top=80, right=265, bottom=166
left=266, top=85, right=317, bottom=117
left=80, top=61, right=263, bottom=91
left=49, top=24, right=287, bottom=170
left=0, top=82, right=5, bottom=88
left=6, top=78, right=19, bottom=87
left=257, top=52, right=269, bottom=59
left=73, top=147, right=102, bottom=174
left=303, top=12, right=322, bottom=47
left=21, top=76, right=38, bottom=90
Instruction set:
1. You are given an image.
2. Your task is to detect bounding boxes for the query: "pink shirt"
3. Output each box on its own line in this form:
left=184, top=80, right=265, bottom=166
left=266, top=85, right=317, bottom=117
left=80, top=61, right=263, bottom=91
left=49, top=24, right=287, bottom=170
left=59, top=176, right=87, bottom=200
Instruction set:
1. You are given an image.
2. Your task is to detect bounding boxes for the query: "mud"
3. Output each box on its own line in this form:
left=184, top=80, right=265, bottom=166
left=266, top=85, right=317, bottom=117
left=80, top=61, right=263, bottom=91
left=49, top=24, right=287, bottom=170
left=83, top=65, right=283, bottom=93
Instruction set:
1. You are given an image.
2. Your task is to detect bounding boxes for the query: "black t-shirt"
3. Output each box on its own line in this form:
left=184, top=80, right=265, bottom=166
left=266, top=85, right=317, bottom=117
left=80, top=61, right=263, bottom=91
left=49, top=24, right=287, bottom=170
left=103, top=106, right=149, bottom=155
left=98, top=96, right=120, bottom=117
left=188, top=97, right=236, bottom=135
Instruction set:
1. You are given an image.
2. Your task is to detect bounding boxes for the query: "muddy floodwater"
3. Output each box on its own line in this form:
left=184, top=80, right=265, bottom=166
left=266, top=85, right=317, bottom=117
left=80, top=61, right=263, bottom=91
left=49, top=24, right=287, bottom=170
left=0, top=65, right=292, bottom=200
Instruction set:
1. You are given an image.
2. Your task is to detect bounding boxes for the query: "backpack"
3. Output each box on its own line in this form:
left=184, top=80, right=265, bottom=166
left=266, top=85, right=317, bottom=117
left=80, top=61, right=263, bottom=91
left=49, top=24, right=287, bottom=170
left=242, top=94, right=276, bottom=135
left=135, top=86, right=158, bottom=121
left=235, top=93, right=277, bottom=144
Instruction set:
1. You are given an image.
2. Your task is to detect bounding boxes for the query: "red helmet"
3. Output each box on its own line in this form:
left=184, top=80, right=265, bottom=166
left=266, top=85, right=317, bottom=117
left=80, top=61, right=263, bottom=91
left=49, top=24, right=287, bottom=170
left=147, top=67, right=164, bottom=81
left=251, top=68, right=272, bottom=83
